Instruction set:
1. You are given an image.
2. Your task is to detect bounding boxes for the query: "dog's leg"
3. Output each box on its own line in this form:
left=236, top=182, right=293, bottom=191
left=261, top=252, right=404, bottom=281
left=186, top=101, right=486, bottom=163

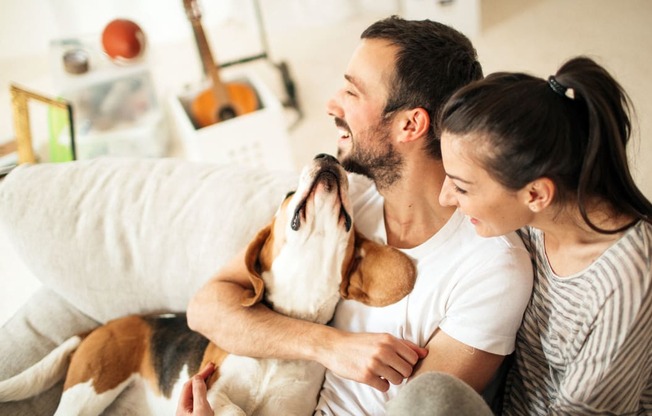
left=53, top=316, right=152, bottom=415
left=54, top=375, right=136, bottom=416
left=211, top=390, right=247, bottom=416
left=253, top=361, right=325, bottom=416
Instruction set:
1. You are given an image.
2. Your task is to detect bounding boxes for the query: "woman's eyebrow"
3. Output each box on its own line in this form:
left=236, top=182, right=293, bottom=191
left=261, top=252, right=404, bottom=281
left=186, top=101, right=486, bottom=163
left=446, top=173, right=473, bottom=184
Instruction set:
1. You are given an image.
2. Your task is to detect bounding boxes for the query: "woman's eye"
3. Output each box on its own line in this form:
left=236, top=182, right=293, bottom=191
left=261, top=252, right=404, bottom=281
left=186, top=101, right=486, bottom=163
left=454, top=184, right=467, bottom=194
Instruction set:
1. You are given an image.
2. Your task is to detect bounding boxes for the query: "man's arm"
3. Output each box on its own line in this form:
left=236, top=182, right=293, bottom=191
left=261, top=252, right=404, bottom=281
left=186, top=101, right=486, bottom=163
left=187, top=248, right=322, bottom=361
left=187, top=249, right=428, bottom=392
left=411, top=328, right=504, bottom=393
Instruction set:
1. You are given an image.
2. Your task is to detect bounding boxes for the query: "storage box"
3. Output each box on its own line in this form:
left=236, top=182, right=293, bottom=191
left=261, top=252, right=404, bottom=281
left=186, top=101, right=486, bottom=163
left=49, top=37, right=169, bottom=161
left=168, top=73, right=295, bottom=171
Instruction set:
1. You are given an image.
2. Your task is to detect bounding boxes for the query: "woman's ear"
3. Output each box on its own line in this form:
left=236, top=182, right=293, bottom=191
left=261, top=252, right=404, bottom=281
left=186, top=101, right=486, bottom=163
left=397, top=107, right=430, bottom=143
left=523, top=178, right=556, bottom=212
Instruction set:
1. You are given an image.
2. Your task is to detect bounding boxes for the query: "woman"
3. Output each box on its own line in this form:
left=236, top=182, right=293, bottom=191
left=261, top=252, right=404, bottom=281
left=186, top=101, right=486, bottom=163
left=176, top=363, right=215, bottom=416
left=438, top=56, right=652, bottom=414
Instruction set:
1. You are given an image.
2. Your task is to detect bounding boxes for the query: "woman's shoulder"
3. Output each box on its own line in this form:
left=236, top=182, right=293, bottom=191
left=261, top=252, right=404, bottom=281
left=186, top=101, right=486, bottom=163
left=614, top=220, right=652, bottom=258
left=608, top=220, right=652, bottom=274
left=583, top=221, right=652, bottom=303
left=632, top=219, right=652, bottom=239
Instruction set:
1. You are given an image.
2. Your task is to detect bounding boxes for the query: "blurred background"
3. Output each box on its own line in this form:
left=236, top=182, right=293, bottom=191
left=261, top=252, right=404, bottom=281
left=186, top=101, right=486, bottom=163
left=1, top=0, right=651, bottom=323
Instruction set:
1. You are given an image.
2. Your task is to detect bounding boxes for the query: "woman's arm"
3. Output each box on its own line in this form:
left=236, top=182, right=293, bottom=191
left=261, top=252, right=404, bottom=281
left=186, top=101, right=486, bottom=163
left=551, top=302, right=652, bottom=413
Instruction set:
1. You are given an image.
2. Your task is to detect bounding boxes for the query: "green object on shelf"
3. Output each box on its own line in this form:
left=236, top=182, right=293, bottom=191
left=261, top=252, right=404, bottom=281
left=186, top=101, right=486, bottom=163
left=48, top=104, right=75, bottom=162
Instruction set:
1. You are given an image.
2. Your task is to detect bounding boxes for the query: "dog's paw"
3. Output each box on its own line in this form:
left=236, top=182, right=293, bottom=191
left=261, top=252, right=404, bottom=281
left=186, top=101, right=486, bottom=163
left=211, top=392, right=247, bottom=416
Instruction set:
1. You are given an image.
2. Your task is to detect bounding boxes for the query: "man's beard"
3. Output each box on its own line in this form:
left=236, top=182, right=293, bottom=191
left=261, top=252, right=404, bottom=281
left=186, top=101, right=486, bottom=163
left=336, top=117, right=403, bottom=190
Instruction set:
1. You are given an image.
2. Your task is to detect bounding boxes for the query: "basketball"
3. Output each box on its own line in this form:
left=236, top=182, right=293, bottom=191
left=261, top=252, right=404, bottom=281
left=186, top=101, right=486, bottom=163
left=101, top=18, right=146, bottom=62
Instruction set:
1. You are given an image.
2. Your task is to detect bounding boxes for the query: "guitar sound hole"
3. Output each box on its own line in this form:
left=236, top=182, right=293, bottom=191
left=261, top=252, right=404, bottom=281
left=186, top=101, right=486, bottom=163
left=218, top=106, right=237, bottom=121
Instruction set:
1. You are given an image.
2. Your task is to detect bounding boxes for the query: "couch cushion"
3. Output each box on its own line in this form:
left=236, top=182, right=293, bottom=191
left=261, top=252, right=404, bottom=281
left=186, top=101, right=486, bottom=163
left=0, top=158, right=298, bottom=323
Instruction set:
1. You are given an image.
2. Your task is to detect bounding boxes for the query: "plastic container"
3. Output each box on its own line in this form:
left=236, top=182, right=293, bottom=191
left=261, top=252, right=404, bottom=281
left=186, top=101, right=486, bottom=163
left=48, top=36, right=169, bottom=161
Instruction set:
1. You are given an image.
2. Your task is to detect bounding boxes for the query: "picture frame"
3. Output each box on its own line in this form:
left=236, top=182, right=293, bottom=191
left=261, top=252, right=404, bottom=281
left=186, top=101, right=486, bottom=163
left=9, top=83, right=76, bottom=165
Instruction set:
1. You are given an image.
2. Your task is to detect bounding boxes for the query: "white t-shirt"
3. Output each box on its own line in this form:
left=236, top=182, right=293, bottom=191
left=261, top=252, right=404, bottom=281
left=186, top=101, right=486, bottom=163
left=315, top=174, right=534, bottom=415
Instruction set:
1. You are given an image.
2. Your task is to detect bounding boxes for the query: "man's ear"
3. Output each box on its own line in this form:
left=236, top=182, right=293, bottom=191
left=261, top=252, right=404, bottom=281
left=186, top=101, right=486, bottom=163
left=522, top=177, right=555, bottom=213
left=340, top=230, right=417, bottom=307
left=241, top=224, right=273, bottom=307
left=397, top=107, right=430, bottom=144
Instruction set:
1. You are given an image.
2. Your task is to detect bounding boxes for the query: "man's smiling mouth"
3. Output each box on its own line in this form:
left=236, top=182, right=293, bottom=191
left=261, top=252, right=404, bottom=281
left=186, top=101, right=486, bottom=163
left=335, top=117, right=352, bottom=140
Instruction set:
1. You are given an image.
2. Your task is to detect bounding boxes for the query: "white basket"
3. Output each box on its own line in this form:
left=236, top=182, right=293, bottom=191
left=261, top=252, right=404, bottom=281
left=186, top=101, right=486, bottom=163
left=168, top=73, right=295, bottom=171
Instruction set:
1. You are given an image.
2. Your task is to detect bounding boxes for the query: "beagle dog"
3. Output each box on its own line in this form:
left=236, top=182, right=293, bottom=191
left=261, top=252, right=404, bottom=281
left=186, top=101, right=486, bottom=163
left=0, top=153, right=416, bottom=415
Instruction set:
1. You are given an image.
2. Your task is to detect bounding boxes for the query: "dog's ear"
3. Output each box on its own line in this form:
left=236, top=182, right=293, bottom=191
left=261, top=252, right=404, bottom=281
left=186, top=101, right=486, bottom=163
left=241, top=224, right=272, bottom=307
left=340, top=230, right=417, bottom=307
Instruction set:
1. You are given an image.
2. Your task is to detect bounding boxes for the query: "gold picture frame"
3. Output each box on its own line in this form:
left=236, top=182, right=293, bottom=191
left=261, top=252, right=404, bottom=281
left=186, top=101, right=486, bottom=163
left=10, top=83, right=76, bottom=164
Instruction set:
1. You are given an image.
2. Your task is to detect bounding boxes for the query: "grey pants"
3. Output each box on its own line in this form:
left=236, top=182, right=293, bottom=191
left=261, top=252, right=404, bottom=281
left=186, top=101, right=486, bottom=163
left=386, top=372, right=493, bottom=416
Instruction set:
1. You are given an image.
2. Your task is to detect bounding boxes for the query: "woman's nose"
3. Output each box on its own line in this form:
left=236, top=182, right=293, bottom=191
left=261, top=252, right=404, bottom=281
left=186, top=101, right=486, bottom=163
left=439, top=177, right=458, bottom=208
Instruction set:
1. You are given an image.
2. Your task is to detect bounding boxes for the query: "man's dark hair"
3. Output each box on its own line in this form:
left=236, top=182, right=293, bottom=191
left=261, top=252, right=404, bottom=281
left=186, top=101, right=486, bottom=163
left=361, top=16, right=482, bottom=158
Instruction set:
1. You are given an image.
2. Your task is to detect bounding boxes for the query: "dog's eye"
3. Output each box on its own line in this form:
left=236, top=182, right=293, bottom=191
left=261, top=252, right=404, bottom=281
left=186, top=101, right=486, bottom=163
left=285, top=191, right=296, bottom=200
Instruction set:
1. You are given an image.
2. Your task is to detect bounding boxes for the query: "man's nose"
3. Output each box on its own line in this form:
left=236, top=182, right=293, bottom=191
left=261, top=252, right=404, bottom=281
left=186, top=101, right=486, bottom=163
left=326, top=93, right=343, bottom=118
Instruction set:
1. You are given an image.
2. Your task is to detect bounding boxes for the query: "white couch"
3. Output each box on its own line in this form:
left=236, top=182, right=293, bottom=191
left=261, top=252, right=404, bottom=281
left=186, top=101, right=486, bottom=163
left=0, top=157, right=298, bottom=414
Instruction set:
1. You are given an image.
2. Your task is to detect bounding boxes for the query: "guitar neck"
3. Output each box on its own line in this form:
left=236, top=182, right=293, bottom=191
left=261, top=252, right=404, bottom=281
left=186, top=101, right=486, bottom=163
left=185, top=1, right=231, bottom=105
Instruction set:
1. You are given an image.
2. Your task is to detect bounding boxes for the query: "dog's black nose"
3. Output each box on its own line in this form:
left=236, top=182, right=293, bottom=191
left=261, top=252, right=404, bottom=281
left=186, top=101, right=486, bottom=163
left=314, top=153, right=339, bottom=164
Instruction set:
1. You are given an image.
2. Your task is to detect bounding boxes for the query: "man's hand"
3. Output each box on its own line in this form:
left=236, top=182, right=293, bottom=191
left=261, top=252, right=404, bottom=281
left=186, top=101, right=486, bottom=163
left=322, top=331, right=428, bottom=392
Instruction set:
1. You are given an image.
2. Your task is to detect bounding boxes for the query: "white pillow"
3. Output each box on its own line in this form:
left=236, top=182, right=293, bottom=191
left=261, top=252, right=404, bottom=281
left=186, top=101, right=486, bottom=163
left=0, top=158, right=298, bottom=323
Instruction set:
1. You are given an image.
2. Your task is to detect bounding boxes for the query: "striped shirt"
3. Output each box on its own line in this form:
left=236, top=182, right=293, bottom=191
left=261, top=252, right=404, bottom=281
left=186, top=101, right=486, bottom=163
left=503, top=221, right=652, bottom=415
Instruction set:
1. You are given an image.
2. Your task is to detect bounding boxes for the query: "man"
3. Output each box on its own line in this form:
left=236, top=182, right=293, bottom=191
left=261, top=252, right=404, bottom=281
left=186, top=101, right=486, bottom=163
left=187, top=16, right=533, bottom=414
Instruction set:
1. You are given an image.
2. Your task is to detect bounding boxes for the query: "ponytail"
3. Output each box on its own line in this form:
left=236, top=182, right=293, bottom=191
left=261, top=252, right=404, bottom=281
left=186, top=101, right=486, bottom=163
left=553, top=57, right=650, bottom=232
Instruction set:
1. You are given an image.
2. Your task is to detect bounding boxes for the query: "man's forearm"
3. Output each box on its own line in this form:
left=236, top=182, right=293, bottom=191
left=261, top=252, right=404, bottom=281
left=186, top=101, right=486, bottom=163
left=187, top=275, right=427, bottom=392
left=187, top=279, right=333, bottom=363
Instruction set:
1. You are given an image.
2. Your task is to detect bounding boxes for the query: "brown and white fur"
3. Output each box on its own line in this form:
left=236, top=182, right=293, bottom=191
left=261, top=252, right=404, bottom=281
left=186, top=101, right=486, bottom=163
left=0, top=153, right=416, bottom=415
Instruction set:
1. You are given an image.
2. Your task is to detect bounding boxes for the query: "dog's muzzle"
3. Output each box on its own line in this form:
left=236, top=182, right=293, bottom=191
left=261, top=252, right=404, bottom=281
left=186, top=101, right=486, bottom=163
left=291, top=154, right=352, bottom=232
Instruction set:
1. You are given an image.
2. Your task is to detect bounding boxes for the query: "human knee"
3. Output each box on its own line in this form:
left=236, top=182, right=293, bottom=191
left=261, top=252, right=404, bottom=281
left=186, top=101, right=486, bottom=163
left=386, top=372, right=493, bottom=416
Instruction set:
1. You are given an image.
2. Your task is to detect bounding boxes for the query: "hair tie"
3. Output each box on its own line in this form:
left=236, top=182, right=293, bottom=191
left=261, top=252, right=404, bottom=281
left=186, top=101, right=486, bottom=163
left=548, top=76, right=575, bottom=99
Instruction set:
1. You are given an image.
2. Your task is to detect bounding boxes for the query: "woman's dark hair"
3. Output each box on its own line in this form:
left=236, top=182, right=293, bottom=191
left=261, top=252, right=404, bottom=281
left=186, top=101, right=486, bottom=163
left=361, top=16, right=483, bottom=159
left=440, top=56, right=651, bottom=233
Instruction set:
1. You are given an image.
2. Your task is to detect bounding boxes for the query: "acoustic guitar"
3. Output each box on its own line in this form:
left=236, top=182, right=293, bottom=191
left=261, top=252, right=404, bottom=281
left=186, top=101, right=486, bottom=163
left=183, top=0, right=259, bottom=127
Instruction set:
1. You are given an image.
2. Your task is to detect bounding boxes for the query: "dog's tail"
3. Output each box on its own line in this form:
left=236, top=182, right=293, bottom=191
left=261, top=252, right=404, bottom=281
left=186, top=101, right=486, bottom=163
left=0, top=335, right=82, bottom=401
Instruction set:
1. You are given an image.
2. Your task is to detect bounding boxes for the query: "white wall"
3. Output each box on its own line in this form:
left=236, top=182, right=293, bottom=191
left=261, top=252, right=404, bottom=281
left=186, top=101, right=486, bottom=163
left=0, top=0, right=235, bottom=60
